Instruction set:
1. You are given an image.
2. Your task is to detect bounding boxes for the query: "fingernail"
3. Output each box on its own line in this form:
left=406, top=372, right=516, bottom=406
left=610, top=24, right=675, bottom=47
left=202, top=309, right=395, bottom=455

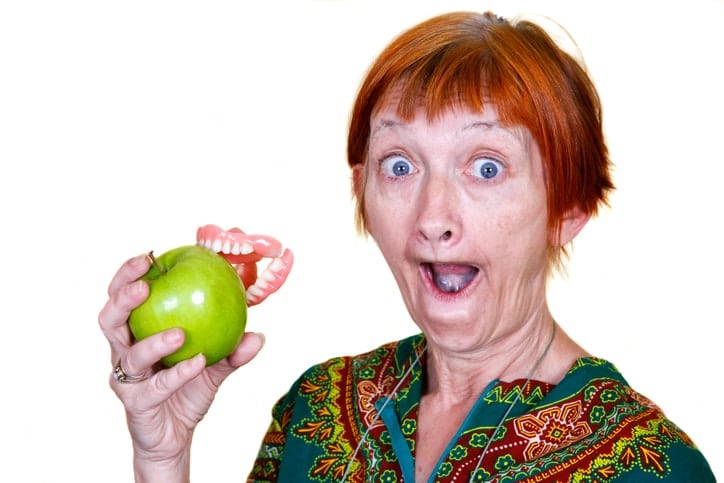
left=163, top=328, right=183, bottom=344
left=192, top=353, right=206, bottom=366
left=133, top=253, right=150, bottom=268
left=179, top=353, right=205, bottom=376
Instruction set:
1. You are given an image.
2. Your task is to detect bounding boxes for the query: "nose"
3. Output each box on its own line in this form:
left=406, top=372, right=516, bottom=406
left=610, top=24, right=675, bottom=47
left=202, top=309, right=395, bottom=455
left=415, top=173, right=461, bottom=247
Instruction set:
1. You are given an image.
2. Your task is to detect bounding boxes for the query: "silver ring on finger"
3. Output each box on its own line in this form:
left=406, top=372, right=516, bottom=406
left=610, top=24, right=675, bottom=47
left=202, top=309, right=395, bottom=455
left=113, top=358, right=149, bottom=383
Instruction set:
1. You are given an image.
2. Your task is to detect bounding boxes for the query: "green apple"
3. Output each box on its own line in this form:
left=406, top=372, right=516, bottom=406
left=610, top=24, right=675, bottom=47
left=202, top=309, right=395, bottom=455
left=129, top=244, right=247, bottom=366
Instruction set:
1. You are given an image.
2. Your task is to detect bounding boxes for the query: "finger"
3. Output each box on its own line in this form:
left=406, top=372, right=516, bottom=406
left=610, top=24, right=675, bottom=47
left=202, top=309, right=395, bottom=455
left=204, top=332, right=265, bottom=387
left=118, top=328, right=185, bottom=379
left=99, top=254, right=152, bottom=360
left=107, top=254, right=151, bottom=297
left=98, top=278, right=149, bottom=359
left=228, top=332, right=266, bottom=367
left=121, top=353, right=207, bottom=410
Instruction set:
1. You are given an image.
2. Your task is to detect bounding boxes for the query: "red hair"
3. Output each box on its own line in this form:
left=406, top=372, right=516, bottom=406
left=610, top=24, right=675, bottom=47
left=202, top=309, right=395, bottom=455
left=347, top=11, right=614, bottom=267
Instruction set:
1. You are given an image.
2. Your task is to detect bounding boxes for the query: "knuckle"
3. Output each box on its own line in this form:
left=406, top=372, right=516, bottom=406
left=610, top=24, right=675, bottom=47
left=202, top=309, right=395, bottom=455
left=97, top=308, right=109, bottom=330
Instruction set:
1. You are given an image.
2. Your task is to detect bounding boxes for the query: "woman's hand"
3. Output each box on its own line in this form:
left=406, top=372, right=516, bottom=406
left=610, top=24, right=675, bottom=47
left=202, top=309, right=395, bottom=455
left=98, top=253, right=264, bottom=481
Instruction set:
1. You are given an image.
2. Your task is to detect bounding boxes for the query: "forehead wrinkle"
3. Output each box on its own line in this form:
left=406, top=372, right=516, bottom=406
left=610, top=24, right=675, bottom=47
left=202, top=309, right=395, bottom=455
left=462, top=120, right=499, bottom=131
left=370, top=117, right=405, bottom=140
left=371, top=117, right=499, bottom=140
left=369, top=110, right=530, bottom=151
left=461, top=120, right=530, bottom=146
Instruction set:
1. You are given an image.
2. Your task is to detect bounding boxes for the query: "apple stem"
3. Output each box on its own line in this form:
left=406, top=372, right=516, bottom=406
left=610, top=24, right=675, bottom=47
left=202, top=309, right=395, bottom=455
left=146, top=250, right=166, bottom=274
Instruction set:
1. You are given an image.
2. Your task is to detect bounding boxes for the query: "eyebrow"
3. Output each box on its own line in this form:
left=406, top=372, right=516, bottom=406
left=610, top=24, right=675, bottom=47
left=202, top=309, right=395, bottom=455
left=370, top=118, right=404, bottom=138
left=463, top=120, right=526, bottom=146
left=369, top=117, right=521, bottom=145
left=372, top=118, right=503, bottom=134
left=462, top=121, right=502, bottom=131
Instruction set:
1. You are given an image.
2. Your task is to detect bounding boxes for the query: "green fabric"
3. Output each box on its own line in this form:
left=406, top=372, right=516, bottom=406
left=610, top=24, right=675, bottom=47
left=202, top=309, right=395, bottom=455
left=248, top=334, right=715, bottom=482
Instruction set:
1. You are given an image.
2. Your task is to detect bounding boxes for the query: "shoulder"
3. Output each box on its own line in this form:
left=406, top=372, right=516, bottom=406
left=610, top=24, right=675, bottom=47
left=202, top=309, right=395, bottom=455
left=273, top=334, right=425, bottom=411
left=296, top=333, right=424, bottom=381
left=547, top=357, right=716, bottom=481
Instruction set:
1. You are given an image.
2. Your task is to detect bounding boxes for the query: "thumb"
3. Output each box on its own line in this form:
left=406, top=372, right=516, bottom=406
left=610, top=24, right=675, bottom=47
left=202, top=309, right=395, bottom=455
left=228, top=332, right=265, bottom=368
left=205, top=332, right=265, bottom=386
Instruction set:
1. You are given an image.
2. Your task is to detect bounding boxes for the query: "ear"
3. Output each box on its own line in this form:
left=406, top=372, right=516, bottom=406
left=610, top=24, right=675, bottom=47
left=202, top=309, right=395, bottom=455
left=351, top=164, right=365, bottom=198
left=554, top=205, right=590, bottom=247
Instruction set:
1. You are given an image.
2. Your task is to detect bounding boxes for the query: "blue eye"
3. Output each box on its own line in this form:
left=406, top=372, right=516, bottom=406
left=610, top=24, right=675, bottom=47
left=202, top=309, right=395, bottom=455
left=472, top=157, right=503, bottom=179
left=381, top=155, right=413, bottom=177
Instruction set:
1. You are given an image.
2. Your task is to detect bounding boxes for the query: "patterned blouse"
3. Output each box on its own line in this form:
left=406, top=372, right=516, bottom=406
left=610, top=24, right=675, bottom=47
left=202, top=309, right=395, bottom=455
left=248, top=334, right=714, bottom=482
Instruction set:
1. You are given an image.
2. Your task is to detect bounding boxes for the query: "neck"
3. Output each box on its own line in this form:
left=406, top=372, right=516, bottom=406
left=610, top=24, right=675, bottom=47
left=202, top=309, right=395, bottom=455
left=422, top=316, right=567, bottom=405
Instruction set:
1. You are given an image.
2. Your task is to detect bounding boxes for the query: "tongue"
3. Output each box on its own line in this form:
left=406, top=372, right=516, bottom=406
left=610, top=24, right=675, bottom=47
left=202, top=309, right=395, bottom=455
left=430, top=264, right=478, bottom=293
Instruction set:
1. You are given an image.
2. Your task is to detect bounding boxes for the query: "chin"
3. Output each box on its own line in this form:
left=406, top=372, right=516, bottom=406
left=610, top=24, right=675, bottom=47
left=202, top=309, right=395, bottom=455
left=415, top=307, right=483, bottom=337
left=422, top=326, right=484, bottom=354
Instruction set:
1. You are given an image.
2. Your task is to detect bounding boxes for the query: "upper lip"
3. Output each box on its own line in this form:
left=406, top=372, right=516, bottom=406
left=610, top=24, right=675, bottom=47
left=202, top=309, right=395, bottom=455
left=419, top=257, right=481, bottom=269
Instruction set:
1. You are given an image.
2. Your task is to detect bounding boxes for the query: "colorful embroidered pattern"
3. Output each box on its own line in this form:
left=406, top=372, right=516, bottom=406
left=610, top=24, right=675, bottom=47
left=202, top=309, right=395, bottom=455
left=248, top=335, right=713, bottom=482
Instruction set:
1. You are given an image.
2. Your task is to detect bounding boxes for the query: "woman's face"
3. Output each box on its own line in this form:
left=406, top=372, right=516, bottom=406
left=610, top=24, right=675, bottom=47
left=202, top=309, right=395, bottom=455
left=361, top=100, right=554, bottom=351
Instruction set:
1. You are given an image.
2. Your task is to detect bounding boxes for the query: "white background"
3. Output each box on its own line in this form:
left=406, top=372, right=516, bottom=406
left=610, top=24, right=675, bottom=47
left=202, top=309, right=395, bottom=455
left=1, top=0, right=722, bottom=481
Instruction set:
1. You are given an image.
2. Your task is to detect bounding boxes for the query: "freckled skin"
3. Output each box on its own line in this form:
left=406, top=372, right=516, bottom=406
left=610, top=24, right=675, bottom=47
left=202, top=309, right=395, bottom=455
left=362, top=104, right=556, bottom=354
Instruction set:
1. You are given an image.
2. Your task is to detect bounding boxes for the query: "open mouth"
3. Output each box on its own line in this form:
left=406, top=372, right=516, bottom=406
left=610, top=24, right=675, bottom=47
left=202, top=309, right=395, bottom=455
left=424, top=263, right=479, bottom=293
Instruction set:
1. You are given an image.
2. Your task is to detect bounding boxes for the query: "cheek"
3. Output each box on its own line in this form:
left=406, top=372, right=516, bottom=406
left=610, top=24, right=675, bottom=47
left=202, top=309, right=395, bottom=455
left=365, top=197, right=399, bottom=244
left=505, top=209, right=550, bottom=263
left=363, top=188, right=385, bottom=236
left=474, top=201, right=549, bottom=257
left=364, top=189, right=414, bottom=254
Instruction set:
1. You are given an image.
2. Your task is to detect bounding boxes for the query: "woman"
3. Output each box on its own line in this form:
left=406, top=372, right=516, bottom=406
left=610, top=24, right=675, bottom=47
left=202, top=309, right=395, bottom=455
left=99, top=10, right=714, bottom=482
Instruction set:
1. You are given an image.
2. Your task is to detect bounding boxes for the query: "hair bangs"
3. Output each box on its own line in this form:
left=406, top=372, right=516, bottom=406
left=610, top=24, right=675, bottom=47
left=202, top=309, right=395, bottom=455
left=348, top=11, right=614, bottom=271
left=387, top=42, right=536, bottom=131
